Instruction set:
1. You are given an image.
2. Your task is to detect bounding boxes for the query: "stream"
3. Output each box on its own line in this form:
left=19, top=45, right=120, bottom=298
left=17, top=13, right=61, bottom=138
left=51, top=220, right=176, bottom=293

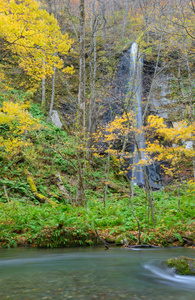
left=0, top=247, right=194, bottom=299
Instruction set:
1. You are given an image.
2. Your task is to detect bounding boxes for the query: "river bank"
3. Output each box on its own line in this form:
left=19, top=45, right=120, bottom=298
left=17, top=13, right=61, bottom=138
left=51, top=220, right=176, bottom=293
left=1, top=201, right=195, bottom=249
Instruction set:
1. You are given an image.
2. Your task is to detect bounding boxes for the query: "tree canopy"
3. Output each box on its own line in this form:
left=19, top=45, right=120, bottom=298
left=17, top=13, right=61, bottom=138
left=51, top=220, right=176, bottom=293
left=0, top=0, right=74, bottom=81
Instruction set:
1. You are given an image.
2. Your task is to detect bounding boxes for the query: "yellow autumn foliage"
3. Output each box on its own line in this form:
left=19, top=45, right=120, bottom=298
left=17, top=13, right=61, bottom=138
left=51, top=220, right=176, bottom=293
left=0, top=101, right=40, bottom=159
left=146, top=115, right=195, bottom=175
left=0, top=0, right=74, bottom=81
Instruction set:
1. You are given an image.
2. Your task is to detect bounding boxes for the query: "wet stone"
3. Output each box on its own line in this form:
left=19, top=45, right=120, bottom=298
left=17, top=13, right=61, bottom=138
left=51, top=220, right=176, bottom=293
left=167, top=256, right=195, bottom=275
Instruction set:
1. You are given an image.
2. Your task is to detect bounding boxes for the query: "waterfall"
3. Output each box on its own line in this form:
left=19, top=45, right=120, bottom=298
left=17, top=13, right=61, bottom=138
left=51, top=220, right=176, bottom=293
left=129, top=43, right=162, bottom=189
left=130, top=42, right=145, bottom=185
left=108, top=42, right=162, bottom=189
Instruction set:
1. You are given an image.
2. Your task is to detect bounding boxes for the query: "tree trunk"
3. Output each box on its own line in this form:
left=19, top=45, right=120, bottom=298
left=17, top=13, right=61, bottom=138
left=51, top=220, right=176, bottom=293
left=132, top=132, right=156, bottom=224
left=77, top=0, right=86, bottom=132
left=49, top=63, right=56, bottom=117
left=126, top=176, right=141, bottom=244
left=76, top=0, right=86, bottom=206
left=122, top=0, right=129, bottom=38
left=63, top=0, right=79, bottom=39
left=184, top=44, right=195, bottom=180
left=49, top=0, right=57, bottom=118
left=98, top=0, right=107, bottom=40
left=38, top=0, right=46, bottom=109
left=103, top=150, right=110, bottom=208
left=41, top=75, right=46, bottom=108
left=88, top=0, right=98, bottom=152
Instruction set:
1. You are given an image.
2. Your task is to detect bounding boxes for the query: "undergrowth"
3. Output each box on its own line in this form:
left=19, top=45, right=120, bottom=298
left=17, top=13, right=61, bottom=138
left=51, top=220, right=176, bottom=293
left=0, top=90, right=195, bottom=248
left=0, top=182, right=195, bottom=248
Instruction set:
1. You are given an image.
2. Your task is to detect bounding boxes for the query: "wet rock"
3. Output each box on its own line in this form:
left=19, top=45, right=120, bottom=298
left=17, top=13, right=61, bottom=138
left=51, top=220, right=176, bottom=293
left=167, top=256, right=195, bottom=275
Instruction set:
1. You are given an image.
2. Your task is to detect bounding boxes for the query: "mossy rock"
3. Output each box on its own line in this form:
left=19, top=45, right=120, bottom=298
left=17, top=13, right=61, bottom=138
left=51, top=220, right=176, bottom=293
left=167, top=256, right=195, bottom=275
left=115, top=234, right=133, bottom=245
left=115, top=235, right=127, bottom=245
left=105, top=236, right=116, bottom=243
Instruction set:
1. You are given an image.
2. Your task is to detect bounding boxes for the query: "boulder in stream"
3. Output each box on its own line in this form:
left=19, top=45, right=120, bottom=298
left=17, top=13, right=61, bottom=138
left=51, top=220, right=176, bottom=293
left=167, top=256, right=195, bottom=275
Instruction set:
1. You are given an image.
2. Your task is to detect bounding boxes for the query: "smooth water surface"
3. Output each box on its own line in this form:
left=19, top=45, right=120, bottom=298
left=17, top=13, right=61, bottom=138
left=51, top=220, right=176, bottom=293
left=0, top=247, right=195, bottom=299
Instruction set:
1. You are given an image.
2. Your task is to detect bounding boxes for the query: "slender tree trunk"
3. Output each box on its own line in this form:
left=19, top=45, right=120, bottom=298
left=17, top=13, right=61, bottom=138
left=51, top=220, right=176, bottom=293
left=184, top=44, right=195, bottom=180
left=133, top=132, right=156, bottom=223
left=47, top=0, right=53, bottom=14
left=63, top=0, right=79, bottom=39
left=98, top=0, right=107, bottom=40
left=78, top=0, right=86, bottom=132
left=142, top=25, right=163, bottom=122
left=124, top=108, right=156, bottom=223
left=103, top=148, right=110, bottom=208
left=49, top=64, right=56, bottom=117
left=126, top=176, right=141, bottom=244
left=122, top=0, right=129, bottom=38
left=41, top=67, right=46, bottom=108
left=76, top=0, right=86, bottom=206
left=38, top=0, right=46, bottom=108
left=88, top=0, right=98, bottom=152
left=49, top=0, right=57, bottom=118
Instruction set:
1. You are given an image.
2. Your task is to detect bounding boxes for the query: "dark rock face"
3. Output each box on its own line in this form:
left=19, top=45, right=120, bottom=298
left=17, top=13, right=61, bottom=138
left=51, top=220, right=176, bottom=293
left=101, top=49, right=131, bottom=125
left=167, top=256, right=195, bottom=275
left=146, top=164, right=162, bottom=190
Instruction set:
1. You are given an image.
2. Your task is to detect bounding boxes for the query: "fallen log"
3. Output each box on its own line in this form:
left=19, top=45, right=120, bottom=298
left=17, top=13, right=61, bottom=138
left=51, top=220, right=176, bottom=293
left=26, top=171, right=57, bottom=206
left=128, top=245, right=160, bottom=249
left=107, top=182, right=129, bottom=193
left=182, top=237, right=195, bottom=246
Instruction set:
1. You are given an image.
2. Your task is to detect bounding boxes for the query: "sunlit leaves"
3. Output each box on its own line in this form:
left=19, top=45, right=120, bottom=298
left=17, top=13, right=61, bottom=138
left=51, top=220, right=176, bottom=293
left=0, top=101, right=40, bottom=159
left=0, top=0, right=74, bottom=81
left=146, top=115, right=195, bottom=175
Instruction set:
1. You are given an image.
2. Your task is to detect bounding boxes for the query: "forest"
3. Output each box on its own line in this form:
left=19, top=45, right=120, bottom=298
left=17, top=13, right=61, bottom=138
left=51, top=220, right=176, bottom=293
left=0, top=0, right=195, bottom=249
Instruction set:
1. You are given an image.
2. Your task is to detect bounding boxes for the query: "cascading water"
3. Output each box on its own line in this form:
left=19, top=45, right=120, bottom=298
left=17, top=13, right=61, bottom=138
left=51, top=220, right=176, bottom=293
left=105, top=42, right=161, bottom=189
left=130, top=42, right=145, bottom=185
left=129, top=43, right=162, bottom=188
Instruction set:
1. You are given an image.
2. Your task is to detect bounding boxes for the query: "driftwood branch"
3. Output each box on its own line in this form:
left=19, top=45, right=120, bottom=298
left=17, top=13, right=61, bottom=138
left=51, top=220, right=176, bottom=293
left=95, top=230, right=109, bottom=250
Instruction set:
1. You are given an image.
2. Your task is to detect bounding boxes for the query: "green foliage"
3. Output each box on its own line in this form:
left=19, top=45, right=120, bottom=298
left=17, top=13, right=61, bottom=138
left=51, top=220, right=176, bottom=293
left=1, top=180, right=195, bottom=248
left=30, top=103, right=44, bottom=119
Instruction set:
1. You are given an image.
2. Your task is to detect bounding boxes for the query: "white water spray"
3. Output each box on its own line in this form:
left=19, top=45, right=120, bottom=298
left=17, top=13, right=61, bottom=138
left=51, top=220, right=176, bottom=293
left=144, top=260, right=195, bottom=289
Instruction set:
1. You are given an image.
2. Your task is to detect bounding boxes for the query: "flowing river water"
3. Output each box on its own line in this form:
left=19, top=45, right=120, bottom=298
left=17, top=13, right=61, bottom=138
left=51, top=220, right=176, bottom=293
left=0, top=247, right=194, bottom=300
